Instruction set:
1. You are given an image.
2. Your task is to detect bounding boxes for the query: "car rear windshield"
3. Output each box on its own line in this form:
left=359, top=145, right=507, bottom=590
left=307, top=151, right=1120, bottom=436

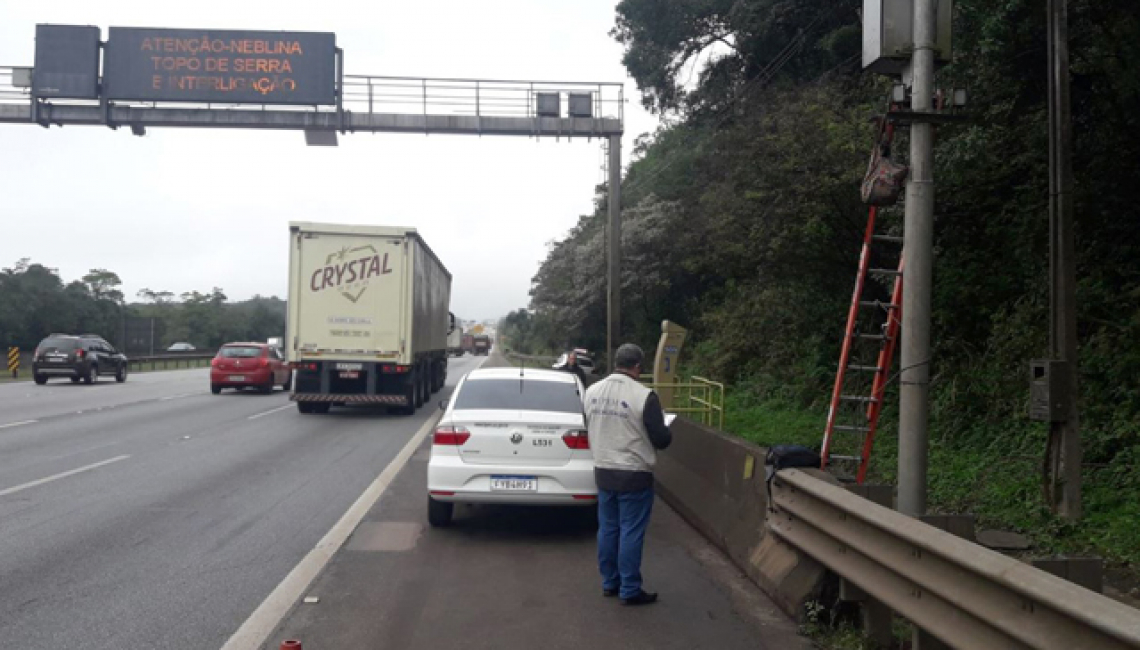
left=38, top=337, right=79, bottom=350
left=220, top=346, right=263, bottom=358
left=454, top=378, right=582, bottom=414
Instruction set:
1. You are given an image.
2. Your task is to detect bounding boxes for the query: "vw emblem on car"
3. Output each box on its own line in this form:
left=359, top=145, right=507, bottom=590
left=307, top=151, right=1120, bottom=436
left=510, top=432, right=523, bottom=445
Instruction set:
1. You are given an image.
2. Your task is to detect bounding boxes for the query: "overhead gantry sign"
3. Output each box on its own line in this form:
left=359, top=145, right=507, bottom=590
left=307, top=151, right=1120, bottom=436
left=0, top=23, right=627, bottom=364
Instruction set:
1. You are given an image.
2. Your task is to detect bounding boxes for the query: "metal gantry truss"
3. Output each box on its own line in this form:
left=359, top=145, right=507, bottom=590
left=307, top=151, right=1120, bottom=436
left=0, top=67, right=624, bottom=139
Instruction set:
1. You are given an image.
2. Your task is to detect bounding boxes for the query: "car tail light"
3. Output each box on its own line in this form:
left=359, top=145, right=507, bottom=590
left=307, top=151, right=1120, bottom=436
left=259, top=357, right=269, bottom=368
left=433, top=425, right=471, bottom=446
left=210, top=358, right=219, bottom=367
left=562, top=429, right=590, bottom=450
left=76, top=349, right=86, bottom=360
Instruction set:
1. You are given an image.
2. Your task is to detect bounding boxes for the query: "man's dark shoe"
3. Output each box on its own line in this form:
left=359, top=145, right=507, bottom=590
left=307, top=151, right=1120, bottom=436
left=603, top=588, right=619, bottom=598
left=620, top=590, right=658, bottom=606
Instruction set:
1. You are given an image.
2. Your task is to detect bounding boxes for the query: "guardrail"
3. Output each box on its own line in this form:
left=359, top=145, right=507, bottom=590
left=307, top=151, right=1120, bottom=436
left=769, top=468, right=1140, bottom=649
left=128, top=353, right=215, bottom=372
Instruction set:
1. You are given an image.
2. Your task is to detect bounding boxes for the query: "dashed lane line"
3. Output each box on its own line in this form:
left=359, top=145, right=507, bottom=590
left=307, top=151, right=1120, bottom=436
left=0, top=455, right=131, bottom=497
left=248, top=404, right=295, bottom=420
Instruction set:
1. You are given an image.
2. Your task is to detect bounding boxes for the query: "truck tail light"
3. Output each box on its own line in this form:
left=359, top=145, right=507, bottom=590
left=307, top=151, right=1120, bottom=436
left=433, top=426, right=471, bottom=446
left=382, top=365, right=410, bottom=374
left=562, top=429, right=590, bottom=450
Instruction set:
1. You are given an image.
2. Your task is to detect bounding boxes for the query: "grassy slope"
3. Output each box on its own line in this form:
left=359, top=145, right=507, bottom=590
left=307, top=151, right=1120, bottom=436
left=725, top=388, right=1140, bottom=568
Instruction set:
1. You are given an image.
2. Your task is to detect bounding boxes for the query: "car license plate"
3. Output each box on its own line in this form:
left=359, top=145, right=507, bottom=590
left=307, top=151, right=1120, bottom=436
left=336, top=363, right=363, bottom=371
left=228, top=375, right=246, bottom=382
left=339, top=371, right=359, bottom=379
left=490, top=476, right=538, bottom=492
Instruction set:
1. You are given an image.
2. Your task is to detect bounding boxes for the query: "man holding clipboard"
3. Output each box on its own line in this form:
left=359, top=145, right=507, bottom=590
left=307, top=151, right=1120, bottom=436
left=584, top=343, right=673, bottom=606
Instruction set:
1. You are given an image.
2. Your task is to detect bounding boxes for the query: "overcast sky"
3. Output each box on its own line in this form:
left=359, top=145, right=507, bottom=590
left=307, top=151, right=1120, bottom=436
left=0, top=0, right=656, bottom=321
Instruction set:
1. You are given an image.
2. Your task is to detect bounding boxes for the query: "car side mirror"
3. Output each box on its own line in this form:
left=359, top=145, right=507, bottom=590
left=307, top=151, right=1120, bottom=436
left=439, top=399, right=449, bottom=411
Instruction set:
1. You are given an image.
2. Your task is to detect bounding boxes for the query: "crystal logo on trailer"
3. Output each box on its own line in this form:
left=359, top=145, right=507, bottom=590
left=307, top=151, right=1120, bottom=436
left=310, top=245, right=393, bottom=303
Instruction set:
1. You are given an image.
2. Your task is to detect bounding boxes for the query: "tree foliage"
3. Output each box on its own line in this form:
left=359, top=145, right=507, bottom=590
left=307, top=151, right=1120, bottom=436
left=0, top=260, right=285, bottom=352
left=530, top=0, right=1140, bottom=500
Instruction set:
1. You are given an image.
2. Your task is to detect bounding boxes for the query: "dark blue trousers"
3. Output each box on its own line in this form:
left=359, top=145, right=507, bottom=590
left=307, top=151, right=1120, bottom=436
left=596, top=486, right=654, bottom=599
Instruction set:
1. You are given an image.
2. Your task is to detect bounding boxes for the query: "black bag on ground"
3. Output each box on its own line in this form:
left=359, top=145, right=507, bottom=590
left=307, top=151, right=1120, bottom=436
left=764, top=444, right=822, bottom=510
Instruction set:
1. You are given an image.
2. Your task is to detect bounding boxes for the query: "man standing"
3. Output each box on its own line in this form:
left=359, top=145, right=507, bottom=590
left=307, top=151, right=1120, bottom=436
left=584, top=343, right=672, bottom=606
left=560, top=351, right=588, bottom=385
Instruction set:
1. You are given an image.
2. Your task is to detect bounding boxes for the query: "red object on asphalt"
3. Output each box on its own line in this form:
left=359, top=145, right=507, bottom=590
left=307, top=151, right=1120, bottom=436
left=280, top=641, right=303, bottom=650
left=209, top=342, right=293, bottom=394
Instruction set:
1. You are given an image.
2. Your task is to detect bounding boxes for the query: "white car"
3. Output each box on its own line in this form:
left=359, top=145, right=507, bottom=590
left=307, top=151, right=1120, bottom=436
left=167, top=342, right=196, bottom=352
left=427, top=367, right=595, bottom=527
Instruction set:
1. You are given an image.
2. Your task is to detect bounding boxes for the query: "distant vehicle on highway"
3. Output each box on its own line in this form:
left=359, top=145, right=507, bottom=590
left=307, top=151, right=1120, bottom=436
left=32, top=334, right=128, bottom=385
left=461, top=333, right=474, bottom=354
left=210, top=343, right=292, bottom=394
left=426, top=367, right=594, bottom=526
left=167, top=342, right=196, bottom=352
left=472, top=334, right=491, bottom=356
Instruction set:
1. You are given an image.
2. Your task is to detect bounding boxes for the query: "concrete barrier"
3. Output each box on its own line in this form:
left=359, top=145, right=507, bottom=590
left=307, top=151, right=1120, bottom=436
left=654, top=417, right=831, bottom=619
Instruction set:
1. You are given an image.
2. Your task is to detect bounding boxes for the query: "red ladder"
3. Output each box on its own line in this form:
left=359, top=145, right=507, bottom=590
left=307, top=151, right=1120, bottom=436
left=820, top=119, right=904, bottom=484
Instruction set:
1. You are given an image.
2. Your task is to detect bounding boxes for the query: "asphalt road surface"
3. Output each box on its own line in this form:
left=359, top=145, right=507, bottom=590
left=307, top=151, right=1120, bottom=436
left=261, top=349, right=806, bottom=650
left=0, top=355, right=484, bottom=650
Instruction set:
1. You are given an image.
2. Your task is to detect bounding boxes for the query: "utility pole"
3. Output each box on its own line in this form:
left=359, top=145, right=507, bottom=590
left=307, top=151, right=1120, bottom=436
left=898, top=0, right=938, bottom=518
left=1045, top=0, right=1082, bottom=519
left=606, top=133, right=622, bottom=369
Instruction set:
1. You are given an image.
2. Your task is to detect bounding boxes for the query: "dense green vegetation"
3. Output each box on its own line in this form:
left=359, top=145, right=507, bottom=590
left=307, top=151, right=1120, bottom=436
left=0, top=258, right=285, bottom=352
left=522, top=0, right=1140, bottom=567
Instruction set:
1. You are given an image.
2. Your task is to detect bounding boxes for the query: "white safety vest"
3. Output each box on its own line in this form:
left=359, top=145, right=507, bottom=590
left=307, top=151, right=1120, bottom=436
left=585, top=373, right=656, bottom=473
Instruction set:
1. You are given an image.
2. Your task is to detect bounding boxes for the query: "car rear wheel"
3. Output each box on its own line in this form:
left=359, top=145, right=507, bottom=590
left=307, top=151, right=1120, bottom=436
left=84, top=366, right=97, bottom=384
left=260, top=377, right=274, bottom=394
left=428, top=497, right=454, bottom=527
left=34, top=373, right=48, bottom=385
left=282, top=373, right=292, bottom=391
left=115, top=364, right=127, bottom=383
left=70, top=376, right=80, bottom=384
left=211, top=384, right=222, bottom=395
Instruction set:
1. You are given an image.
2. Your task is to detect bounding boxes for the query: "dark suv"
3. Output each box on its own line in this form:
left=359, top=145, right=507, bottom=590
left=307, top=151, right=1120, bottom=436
left=32, top=334, right=129, bottom=385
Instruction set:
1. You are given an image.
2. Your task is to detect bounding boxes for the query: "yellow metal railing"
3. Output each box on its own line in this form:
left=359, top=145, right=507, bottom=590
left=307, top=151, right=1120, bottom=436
left=641, top=375, right=725, bottom=429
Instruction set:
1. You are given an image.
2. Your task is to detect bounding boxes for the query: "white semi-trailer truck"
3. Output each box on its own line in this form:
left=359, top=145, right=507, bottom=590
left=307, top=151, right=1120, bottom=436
left=286, top=222, right=453, bottom=414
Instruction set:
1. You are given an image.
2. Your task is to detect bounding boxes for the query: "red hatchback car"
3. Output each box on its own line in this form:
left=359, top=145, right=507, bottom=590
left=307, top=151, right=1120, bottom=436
left=210, top=343, right=293, bottom=394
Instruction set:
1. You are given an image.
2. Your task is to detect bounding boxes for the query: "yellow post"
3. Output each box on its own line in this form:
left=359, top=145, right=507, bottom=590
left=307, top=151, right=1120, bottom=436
left=652, top=320, right=687, bottom=410
left=7, top=346, right=20, bottom=379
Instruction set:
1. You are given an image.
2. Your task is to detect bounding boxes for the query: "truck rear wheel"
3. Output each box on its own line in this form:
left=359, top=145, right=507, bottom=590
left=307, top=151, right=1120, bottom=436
left=298, top=401, right=315, bottom=414
left=397, top=377, right=416, bottom=415
left=415, top=367, right=426, bottom=408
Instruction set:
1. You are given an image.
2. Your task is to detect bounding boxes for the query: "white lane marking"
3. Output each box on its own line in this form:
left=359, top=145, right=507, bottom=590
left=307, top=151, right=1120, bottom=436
left=248, top=404, right=294, bottom=420
left=159, top=392, right=198, bottom=401
left=0, top=455, right=131, bottom=497
left=219, top=411, right=443, bottom=650
left=0, top=420, right=38, bottom=430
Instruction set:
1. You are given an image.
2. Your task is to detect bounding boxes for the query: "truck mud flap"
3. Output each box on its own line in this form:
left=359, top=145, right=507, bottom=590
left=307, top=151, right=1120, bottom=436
left=291, top=393, right=409, bottom=406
